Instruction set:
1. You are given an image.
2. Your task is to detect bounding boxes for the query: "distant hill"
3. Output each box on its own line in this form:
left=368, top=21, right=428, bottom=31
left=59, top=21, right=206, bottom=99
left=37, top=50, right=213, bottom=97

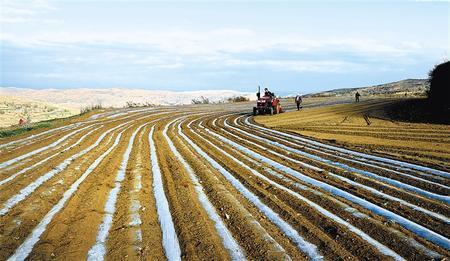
left=0, top=87, right=254, bottom=128
left=304, top=79, right=428, bottom=98
left=0, top=95, right=77, bottom=128
left=0, top=79, right=429, bottom=127
left=0, top=87, right=254, bottom=109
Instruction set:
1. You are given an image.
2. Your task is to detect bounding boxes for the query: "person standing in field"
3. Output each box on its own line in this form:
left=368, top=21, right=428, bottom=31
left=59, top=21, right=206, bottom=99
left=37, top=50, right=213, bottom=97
left=355, top=91, right=361, bottom=102
left=295, top=94, right=302, bottom=110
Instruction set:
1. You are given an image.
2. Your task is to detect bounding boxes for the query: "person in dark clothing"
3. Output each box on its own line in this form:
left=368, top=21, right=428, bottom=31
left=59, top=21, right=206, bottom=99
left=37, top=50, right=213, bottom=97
left=264, top=88, right=274, bottom=98
left=295, top=94, right=302, bottom=110
left=355, top=91, right=361, bottom=102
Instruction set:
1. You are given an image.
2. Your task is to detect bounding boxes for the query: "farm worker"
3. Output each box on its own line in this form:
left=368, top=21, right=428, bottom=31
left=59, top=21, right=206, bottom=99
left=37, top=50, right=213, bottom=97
left=264, top=88, right=274, bottom=98
left=295, top=95, right=302, bottom=110
left=355, top=91, right=361, bottom=102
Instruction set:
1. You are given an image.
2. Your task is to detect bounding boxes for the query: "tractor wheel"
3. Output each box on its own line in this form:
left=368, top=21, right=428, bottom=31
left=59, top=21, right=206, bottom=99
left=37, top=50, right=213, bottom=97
left=253, top=107, right=257, bottom=116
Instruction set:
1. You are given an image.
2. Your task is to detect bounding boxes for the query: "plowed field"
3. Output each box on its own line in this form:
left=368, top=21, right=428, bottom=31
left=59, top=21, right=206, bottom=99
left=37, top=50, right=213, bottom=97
left=1, top=101, right=449, bottom=260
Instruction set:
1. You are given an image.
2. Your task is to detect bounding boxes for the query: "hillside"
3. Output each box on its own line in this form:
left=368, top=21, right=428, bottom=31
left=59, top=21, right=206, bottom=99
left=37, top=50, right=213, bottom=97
left=0, top=87, right=253, bottom=109
left=0, top=95, right=77, bottom=128
left=305, top=79, right=428, bottom=98
left=0, top=87, right=253, bottom=127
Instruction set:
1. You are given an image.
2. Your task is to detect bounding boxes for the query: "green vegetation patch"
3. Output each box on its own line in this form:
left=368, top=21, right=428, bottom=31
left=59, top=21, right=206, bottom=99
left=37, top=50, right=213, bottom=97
left=0, top=122, right=53, bottom=138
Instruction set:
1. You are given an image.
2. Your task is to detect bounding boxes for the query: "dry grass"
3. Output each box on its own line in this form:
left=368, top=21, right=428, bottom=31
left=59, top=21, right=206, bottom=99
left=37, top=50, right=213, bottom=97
left=0, top=95, right=77, bottom=128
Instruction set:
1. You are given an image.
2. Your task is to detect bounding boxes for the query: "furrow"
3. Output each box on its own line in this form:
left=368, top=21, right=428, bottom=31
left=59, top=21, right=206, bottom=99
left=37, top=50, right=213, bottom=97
left=0, top=123, right=127, bottom=216
left=0, top=124, right=94, bottom=169
left=148, top=125, right=182, bottom=261
left=0, top=126, right=103, bottom=187
left=179, top=120, right=323, bottom=260
left=192, top=118, right=405, bottom=260
left=7, top=125, right=129, bottom=261
left=87, top=122, right=148, bottom=260
left=237, top=116, right=449, bottom=187
left=201, top=118, right=450, bottom=250
left=197, top=116, right=443, bottom=259
left=172, top=119, right=290, bottom=260
left=163, top=118, right=245, bottom=260
left=230, top=117, right=449, bottom=203
left=245, top=119, right=450, bottom=178
left=219, top=117, right=449, bottom=223
left=218, top=116, right=450, bottom=222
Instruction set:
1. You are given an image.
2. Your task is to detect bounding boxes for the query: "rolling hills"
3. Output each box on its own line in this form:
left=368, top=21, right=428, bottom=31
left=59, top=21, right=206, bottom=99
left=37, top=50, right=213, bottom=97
left=305, top=79, right=428, bottom=98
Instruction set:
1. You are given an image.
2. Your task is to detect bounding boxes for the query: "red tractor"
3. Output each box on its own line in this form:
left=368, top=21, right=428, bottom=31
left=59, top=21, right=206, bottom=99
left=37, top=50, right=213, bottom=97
left=253, top=87, right=283, bottom=116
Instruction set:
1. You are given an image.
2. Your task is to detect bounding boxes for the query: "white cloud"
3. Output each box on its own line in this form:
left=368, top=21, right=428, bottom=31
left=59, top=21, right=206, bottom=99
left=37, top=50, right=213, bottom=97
left=1, top=23, right=432, bottom=59
left=224, top=59, right=363, bottom=73
left=1, top=0, right=436, bottom=60
left=1, top=26, right=431, bottom=74
left=0, top=0, right=58, bottom=24
left=2, top=0, right=447, bottom=90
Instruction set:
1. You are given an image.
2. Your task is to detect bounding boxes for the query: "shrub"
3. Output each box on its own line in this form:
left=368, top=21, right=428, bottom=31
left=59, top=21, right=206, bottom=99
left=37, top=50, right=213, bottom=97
left=0, top=122, right=51, bottom=138
left=80, top=103, right=103, bottom=114
left=125, top=101, right=155, bottom=108
left=227, top=96, right=249, bottom=103
left=428, top=61, right=450, bottom=109
left=191, top=96, right=210, bottom=104
left=126, top=101, right=138, bottom=108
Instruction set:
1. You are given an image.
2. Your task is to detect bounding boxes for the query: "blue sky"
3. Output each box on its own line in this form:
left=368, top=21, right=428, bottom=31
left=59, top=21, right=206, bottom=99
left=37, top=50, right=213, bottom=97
left=1, top=0, right=449, bottom=95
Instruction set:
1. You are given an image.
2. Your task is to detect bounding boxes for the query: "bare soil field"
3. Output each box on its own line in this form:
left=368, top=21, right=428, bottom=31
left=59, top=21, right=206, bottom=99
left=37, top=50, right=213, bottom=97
left=0, top=100, right=449, bottom=260
left=256, top=98, right=450, bottom=171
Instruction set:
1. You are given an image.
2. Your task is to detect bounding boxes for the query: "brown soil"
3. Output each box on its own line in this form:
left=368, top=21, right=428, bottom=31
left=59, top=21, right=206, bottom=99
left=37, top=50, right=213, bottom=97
left=0, top=101, right=448, bottom=260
